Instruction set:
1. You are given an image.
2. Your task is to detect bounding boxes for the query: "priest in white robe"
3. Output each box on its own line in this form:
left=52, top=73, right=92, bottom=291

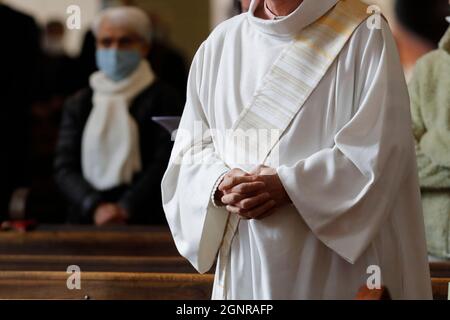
left=162, top=0, right=432, bottom=299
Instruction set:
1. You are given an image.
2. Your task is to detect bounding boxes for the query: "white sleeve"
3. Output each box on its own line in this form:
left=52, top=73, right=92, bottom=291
left=161, top=44, right=230, bottom=273
left=277, top=20, right=414, bottom=264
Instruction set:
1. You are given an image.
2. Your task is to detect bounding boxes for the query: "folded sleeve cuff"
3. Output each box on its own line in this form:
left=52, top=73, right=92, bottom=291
left=210, top=171, right=229, bottom=208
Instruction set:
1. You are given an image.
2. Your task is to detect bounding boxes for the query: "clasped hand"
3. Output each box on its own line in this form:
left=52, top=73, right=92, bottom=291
left=215, top=165, right=290, bottom=220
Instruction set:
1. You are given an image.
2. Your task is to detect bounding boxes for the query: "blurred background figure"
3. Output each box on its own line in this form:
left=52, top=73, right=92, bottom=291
left=38, top=19, right=80, bottom=97
left=409, top=18, right=450, bottom=260
left=1, top=0, right=199, bottom=225
left=42, top=20, right=66, bottom=57
left=54, top=6, right=182, bottom=225
left=25, top=19, right=75, bottom=223
left=76, top=12, right=188, bottom=103
left=393, top=0, right=449, bottom=81
left=362, top=0, right=449, bottom=81
left=0, top=3, right=40, bottom=222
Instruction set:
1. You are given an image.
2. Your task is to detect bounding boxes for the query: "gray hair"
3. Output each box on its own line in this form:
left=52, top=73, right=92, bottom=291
left=92, top=6, right=152, bottom=44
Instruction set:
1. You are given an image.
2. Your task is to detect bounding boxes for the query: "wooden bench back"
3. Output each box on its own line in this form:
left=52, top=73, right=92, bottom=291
left=0, top=254, right=198, bottom=273
left=430, top=262, right=450, bottom=278
left=0, top=227, right=178, bottom=256
left=0, top=271, right=214, bottom=300
left=0, top=271, right=447, bottom=300
left=431, top=278, right=450, bottom=300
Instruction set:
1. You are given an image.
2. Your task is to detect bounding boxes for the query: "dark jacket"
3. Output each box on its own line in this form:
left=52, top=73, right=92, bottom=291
left=54, top=81, right=181, bottom=224
left=0, top=5, right=40, bottom=219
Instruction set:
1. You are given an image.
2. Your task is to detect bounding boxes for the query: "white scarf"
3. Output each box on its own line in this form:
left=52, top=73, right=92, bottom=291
left=82, top=60, right=155, bottom=190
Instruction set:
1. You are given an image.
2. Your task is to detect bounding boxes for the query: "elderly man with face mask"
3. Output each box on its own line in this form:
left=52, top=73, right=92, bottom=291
left=54, top=6, right=181, bottom=225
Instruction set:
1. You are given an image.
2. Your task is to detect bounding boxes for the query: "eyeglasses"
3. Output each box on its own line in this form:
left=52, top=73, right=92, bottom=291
left=97, top=36, right=143, bottom=49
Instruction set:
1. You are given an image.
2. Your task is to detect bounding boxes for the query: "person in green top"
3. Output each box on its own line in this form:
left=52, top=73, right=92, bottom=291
left=409, top=19, right=450, bottom=260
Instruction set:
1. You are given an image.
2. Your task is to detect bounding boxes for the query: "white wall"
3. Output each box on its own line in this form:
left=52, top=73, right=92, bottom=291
left=3, top=0, right=101, bottom=56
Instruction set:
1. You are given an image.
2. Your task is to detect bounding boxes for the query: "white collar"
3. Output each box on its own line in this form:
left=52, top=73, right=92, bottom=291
left=247, top=0, right=340, bottom=38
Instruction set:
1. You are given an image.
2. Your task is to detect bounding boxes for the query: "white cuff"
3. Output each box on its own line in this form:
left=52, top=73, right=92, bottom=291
left=210, top=171, right=229, bottom=208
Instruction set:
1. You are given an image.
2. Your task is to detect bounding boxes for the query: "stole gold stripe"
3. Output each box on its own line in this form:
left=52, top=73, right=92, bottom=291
left=271, top=65, right=312, bottom=92
left=266, top=66, right=312, bottom=99
left=265, top=81, right=300, bottom=107
left=250, top=104, right=287, bottom=128
left=281, top=54, right=317, bottom=80
left=255, top=95, right=294, bottom=121
left=291, top=44, right=329, bottom=70
left=315, top=17, right=354, bottom=37
left=243, top=110, right=273, bottom=129
left=253, top=96, right=292, bottom=128
left=303, top=25, right=348, bottom=46
left=294, top=36, right=335, bottom=61
left=263, top=82, right=306, bottom=114
left=300, top=30, right=346, bottom=56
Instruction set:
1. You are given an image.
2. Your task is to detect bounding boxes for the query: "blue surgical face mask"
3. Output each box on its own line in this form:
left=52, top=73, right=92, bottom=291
left=96, top=49, right=141, bottom=82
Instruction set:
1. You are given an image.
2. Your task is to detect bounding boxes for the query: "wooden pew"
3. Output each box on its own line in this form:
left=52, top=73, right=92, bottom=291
left=0, top=271, right=446, bottom=300
left=353, top=279, right=450, bottom=300
left=430, top=261, right=450, bottom=278
left=355, top=278, right=450, bottom=300
left=0, top=271, right=214, bottom=300
left=431, top=278, right=450, bottom=300
left=0, top=255, right=199, bottom=273
left=0, top=225, right=179, bottom=256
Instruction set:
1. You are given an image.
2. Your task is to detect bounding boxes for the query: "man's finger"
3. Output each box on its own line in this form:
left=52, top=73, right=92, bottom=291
left=219, top=175, right=260, bottom=191
left=229, top=181, right=266, bottom=194
left=221, top=193, right=246, bottom=205
left=226, top=204, right=248, bottom=216
left=226, top=200, right=276, bottom=220
left=226, top=205, right=246, bottom=214
left=246, top=200, right=276, bottom=219
left=235, top=192, right=271, bottom=210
